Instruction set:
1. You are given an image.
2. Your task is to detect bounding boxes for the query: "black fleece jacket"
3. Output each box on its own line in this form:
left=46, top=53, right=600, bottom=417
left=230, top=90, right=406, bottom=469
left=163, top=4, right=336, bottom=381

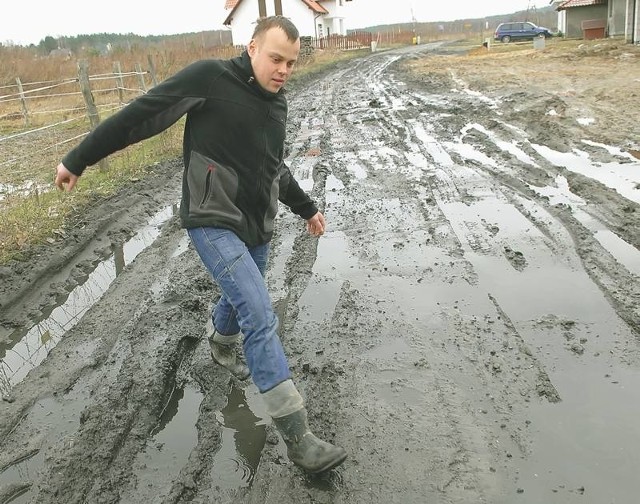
left=62, top=51, right=318, bottom=246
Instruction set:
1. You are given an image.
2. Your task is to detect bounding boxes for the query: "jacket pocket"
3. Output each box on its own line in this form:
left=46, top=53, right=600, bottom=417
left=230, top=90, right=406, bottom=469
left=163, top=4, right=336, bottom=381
left=187, top=151, right=242, bottom=224
left=263, top=174, right=280, bottom=234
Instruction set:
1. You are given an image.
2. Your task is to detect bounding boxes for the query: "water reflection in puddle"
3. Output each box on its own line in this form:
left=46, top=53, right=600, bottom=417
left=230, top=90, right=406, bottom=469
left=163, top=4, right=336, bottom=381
left=530, top=175, right=640, bottom=277
left=515, top=350, right=640, bottom=503
left=297, top=275, right=344, bottom=323
left=462, top=122, right=537, bottom=166
left=211, top=383, right=268, bottom=492
left=0, top=181, right=51, bottom=202
left=293, top=156, right=316, bottom=193
left=325, top=174, right=345, bottom=207
left=0, top=351, right=268, bottom=502
left=0, top=204, right=177, bottom=395
left=121, top=385, right=203, bottom=502
left=411, top=120, right=454, bottom=167
left=592, top=228, right=640, bottom=277
left=445, top=141, right=496, bottom=166
left=170, top=233, right=191, bottom=259
left=531, top=144, right=640, bottom=204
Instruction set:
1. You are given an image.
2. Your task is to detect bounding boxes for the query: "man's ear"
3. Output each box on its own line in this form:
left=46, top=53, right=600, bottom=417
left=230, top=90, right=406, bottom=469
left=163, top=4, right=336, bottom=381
left=247, top=39, right=257, bottom=57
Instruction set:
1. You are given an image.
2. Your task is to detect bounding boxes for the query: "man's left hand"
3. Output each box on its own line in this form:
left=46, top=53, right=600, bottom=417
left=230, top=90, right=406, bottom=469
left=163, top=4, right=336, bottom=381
left=306, top=212, right=326, bottom=237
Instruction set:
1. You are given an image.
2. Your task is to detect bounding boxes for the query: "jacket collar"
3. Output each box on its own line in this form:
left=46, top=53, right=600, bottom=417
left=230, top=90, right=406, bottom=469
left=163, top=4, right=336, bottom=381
left=234, top=50, right=285, bottom=99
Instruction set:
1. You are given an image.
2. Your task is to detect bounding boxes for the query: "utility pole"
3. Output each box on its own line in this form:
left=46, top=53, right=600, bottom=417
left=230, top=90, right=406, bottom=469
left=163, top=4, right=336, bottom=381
left=410, top=4, right=418, bottom=44
left=525, top=0, right=539, bottom=24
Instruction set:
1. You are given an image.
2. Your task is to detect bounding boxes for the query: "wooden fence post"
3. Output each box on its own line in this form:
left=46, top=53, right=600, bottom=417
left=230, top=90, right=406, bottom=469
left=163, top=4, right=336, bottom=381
left=78, top=60, right=108, bottom=172
left=135, top=63, right=147, bottom=93
left=15, top=78, right=30, bottom=127
left=78, top=61, right=100, bottom=129
left=147, top=54, right=158, bottom=88
left=113, top=61, right=125, bottom=105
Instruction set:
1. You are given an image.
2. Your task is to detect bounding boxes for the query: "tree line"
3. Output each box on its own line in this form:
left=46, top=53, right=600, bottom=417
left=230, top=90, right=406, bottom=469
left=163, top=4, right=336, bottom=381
left=1, top=30, right=233, bottom=56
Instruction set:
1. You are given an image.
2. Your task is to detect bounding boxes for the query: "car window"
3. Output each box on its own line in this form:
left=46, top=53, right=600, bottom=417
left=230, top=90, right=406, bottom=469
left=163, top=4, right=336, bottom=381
left=524, top=23, right=535, bottom=31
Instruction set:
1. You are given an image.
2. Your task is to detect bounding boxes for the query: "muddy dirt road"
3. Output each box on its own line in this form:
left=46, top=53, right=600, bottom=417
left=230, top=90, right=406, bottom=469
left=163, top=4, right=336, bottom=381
left=1, top=41, right=640, bottom=504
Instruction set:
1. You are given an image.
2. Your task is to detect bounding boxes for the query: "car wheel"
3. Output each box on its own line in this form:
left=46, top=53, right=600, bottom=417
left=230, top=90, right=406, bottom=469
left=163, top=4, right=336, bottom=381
left=501, top=35, right=511, bottom=43
left=537, top=32, right=546, bottom=38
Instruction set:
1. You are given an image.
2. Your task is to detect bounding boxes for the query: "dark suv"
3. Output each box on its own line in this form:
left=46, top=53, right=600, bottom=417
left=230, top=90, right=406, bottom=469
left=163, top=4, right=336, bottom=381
left=494, top=21, right=552, bottom=43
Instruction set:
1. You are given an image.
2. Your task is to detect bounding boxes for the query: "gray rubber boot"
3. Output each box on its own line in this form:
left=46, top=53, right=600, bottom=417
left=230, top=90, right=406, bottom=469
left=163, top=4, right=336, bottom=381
left=263, top=380, right=347, bottom=474
left=205, top=319, right=250, bottom=381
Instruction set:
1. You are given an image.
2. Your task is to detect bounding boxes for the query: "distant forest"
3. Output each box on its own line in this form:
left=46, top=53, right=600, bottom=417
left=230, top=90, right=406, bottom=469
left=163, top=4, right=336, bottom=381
left=4, top=4, right=557, bottom=55
left=5, top=30, right=233, bottom=55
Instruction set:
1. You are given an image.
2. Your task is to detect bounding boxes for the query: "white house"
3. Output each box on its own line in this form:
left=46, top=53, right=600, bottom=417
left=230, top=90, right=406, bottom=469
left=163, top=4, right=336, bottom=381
left=627, top=0, right=639, bottom=43
left=223, top=0, right=354, bottom=46
left=549, top=0, right=568, bottom=35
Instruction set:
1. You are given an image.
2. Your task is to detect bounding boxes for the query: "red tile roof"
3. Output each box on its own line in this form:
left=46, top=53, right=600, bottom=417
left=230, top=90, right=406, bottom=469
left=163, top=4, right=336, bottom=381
left=301, top=0, right=329, bottom=14
left=557, top=0, right=606, bottom=10
left=224, top=0, right=239, bottom=9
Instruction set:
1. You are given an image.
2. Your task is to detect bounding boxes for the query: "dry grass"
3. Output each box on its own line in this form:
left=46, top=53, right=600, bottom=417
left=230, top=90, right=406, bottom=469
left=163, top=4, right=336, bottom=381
left=0, top=125, right=183, bottom=262
left=0, top=39, right=371, bottom=264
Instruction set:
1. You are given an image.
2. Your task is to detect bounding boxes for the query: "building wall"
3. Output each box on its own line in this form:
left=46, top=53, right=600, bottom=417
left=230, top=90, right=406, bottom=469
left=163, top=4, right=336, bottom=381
left=229, top=0, right=340, bottom=44
left=557, top=9, right=567, bottom=35
left=549, top=1, right=567, bottom=34
left=228, top=2, right=253, bottom=45
left=564, top=5, right=608, bottom=38
left=318, top=0, right=348, bottom=35
left=627, top=0, right=640, bottom=42
left=282, top=1, right=319, bottom=37
left=609, top=0, right=628, bottom=36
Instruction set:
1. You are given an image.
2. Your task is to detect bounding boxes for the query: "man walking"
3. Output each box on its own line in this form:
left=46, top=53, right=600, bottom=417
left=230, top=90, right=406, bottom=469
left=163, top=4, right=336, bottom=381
left=54, top=15, right=347, bottom=474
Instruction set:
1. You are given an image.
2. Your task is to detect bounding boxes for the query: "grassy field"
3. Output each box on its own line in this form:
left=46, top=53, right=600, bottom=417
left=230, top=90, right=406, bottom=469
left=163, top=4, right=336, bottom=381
left=0, top=42, right=372, bottom=264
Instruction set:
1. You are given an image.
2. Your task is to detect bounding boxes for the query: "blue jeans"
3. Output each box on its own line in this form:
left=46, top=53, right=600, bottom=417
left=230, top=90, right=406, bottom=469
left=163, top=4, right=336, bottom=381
left=187, top=227, right=291, bottom=392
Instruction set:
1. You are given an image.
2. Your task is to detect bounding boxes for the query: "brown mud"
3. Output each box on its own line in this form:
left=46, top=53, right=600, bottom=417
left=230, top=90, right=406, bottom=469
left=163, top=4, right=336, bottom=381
left=1, top=39, right=639, bottom=504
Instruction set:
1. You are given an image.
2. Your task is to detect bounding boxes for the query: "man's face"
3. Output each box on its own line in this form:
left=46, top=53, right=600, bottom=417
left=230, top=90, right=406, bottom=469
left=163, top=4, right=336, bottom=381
left=248, top=27, right=300, bottom=93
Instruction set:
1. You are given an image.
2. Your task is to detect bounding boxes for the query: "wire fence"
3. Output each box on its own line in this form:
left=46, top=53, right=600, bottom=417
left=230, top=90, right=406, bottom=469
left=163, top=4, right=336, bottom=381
left=0, top=64, right=150, bottom=181
left=0, top=32, right=418, bottom=201
left=0, top=44, right=244, bottom=192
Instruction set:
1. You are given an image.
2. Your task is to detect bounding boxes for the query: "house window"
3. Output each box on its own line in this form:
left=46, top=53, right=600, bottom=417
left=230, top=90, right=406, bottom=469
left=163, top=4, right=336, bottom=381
left=318, top=23, right=324, bottom=37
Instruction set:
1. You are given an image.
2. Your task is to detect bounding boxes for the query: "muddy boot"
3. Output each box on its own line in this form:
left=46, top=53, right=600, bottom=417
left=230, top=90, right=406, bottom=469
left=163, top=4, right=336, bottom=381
left=206, top=320, right=250, bottom=381
left=263, top=380, right=347, bottom=474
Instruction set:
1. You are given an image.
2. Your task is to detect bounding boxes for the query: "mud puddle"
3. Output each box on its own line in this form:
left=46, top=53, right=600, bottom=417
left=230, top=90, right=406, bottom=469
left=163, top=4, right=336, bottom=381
left=1, top=42, right=640, bottom=503
left=516, top=359, right=640, bottom=503
left=0, top=204, right=178, bottom=395
left=0, top=376, right=94, bottom=503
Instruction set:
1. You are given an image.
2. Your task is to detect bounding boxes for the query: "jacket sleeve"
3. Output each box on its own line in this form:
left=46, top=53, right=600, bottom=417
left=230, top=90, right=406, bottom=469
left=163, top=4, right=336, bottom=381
left=62, top=60, right=219, bottom=176
left=278, top=161, right=318, bottom=220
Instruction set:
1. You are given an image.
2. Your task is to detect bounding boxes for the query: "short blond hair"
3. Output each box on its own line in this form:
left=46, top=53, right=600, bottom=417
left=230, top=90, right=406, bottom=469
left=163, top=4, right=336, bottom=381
left=252, top=15, right=299, bottom=41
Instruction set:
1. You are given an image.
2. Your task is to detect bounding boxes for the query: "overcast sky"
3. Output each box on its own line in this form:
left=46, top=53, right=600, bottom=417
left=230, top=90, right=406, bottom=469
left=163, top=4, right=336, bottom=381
left=1, top=0, right=552, bottom=46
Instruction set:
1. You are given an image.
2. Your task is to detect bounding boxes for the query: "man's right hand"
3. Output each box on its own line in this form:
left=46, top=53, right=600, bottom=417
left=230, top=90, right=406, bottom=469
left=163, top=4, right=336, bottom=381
left=54, top=163, right=78, bottom=192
